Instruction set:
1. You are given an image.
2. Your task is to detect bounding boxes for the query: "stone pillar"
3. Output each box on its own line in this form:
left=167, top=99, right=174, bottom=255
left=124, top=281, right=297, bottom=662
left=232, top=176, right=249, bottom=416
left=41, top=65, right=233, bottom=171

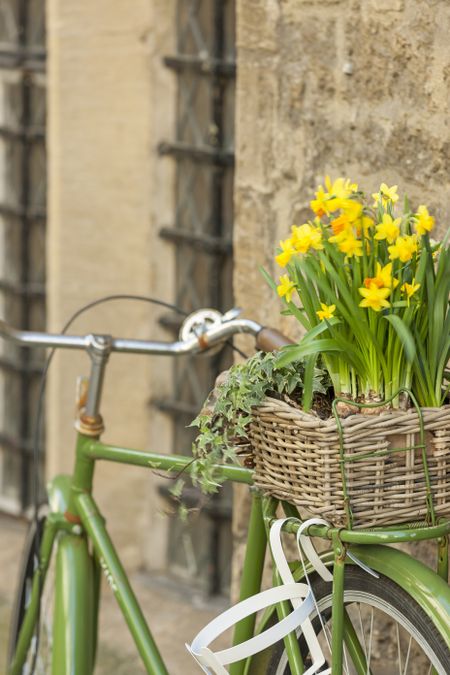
left=46, top=0, right=176, bottom=570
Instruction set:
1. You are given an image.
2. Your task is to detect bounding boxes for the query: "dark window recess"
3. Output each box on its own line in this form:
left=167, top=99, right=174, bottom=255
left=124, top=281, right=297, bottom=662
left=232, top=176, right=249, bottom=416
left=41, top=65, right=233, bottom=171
left=157, top=0, right=236, bottom=595
left=0, top=0, right=46, bottom=513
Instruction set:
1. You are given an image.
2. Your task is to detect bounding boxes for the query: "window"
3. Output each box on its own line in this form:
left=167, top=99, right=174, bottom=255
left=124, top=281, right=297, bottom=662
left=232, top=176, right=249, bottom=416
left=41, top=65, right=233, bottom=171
left=158, top=0, right=236, bottom=593
left=0, top=0, right=46, bottom=513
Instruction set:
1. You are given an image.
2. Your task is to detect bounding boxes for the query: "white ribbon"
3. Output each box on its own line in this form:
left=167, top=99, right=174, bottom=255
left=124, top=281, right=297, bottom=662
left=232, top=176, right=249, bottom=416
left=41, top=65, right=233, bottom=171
left=187, top=517, right=333, bottom=674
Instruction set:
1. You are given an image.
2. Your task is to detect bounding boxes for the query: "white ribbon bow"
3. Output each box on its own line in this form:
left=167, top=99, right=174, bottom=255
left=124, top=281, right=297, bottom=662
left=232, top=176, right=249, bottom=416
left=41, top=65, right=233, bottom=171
left=187, top=517, right=333, bottom=674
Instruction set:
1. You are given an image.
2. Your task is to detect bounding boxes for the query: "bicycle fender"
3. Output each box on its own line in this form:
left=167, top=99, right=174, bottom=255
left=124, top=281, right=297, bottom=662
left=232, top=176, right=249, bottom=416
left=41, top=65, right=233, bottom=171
left=53, top=532, right=95, bottom=675
left=244, top=544, right=450, bottom=674
left=47, top=474, right=97, bottom=674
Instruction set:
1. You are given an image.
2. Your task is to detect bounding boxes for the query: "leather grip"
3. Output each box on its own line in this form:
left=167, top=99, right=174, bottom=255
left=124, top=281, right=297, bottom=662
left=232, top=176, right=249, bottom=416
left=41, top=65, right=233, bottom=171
left=255, top=327, right=294, bottom=352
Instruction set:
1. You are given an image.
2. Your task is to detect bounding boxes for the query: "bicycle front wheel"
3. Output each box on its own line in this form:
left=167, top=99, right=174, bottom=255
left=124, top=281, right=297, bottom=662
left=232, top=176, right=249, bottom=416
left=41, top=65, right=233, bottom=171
left=8, top=510, right=55, bottom=674
left=267, top=566, right=450, bottom=675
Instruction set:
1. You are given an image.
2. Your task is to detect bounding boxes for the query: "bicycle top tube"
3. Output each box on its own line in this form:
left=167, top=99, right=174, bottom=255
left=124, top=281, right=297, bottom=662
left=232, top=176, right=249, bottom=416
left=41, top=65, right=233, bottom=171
left=0, top=314, right=263, bottom=355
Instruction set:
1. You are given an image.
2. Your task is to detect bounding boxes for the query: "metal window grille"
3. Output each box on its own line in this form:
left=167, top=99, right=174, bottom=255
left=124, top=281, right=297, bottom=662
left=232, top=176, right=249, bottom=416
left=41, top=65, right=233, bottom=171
left=158, top=0, right=235, bottom=594
left=0, top=0, right=46, bottom=514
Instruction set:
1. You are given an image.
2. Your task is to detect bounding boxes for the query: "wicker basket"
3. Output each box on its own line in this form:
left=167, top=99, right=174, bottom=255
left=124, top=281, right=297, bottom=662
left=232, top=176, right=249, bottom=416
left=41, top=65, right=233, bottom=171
left=250, top=397, right=450, bottom=529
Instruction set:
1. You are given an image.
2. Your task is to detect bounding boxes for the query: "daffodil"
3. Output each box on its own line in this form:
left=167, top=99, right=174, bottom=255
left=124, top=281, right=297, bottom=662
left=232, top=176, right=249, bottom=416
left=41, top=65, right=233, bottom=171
left=340, top=199, right=363, bottom=223
left=277, top=274, right=296, bottom=302
left=372, top=183, right=399, bottom=207
left=310, top=186, right=329, bottom=217
left=359, top=283, right=391, bottom=312
left=330, top=213, right=352, bottom=236
left=316, top=303, right=336, bottom=321
left=325, top=176, right=358, bottom=198
left=324, top=177, right=358, bottom=212
left=401, top=279, right=420, bottom=305
left=414, top=205, right=435, bottom=236
left=374, top=214, right=401, bottom=244
left=275, top=238, right=296, bottom=267
left=337, top=234, right=363, bottom=258
left=363, top=262, right=399, bottom=290
left=291, top=223, right=323, bottom=253
left=388, top=235, right=418, bottom=263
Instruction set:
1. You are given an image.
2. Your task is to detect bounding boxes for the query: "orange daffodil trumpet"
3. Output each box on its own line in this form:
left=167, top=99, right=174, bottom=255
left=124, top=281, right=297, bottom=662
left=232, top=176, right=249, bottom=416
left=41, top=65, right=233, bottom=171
left=271, top=177, right=448, bottom=409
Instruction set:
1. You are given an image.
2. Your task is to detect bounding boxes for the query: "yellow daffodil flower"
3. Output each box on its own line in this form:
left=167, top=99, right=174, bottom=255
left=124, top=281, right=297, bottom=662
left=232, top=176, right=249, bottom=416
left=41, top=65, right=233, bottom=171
left=388, top=235, right=418, bottom=263
left=401, top=279, right=420, bottom=305
left=414, top=205, right=435, bottom=236
left=316, top=303, right=336, bottom=321
left=277, top=274, right=296, bottom=303
left=372, top=183, right=399, bottom=207
left=324, top=177, right=358, bottom=213
left=340, top=199, right=363, bottom=223
left=310, top=186, right=329, bottom=217
left=337, top=235, right=363, bottom=258
left=329, top=224, right=353, bottom=245
left=359, top=283, right=391, bottom=312
left=331, top=213, right=352, bottom=236
left=275, top=238, right=296, bottom=267
left=291, top=223, right=323, bottom=253
left=325, top=176, right=358, bottom=197
left=364, top=262, right=399, bottom=290
left=374, top=214, right=401, bottom=244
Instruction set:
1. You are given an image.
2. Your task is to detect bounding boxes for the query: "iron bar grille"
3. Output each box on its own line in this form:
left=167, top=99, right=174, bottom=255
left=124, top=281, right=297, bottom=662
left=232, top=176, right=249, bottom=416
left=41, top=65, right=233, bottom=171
left=0, top=0, right=46, bottom=514
left=158, top=0, right=236, bottom=594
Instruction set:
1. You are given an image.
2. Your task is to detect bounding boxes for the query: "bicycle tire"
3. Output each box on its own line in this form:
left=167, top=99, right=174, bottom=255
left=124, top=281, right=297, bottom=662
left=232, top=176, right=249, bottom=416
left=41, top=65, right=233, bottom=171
left=264, top=566, right=450, bottom=675
left=8, top=508, right=55, bottom=674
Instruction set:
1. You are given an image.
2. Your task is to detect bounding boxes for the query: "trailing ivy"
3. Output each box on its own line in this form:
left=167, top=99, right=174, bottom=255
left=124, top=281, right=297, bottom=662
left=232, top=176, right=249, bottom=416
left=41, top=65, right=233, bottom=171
left=185, top=350, right=330, bottom=496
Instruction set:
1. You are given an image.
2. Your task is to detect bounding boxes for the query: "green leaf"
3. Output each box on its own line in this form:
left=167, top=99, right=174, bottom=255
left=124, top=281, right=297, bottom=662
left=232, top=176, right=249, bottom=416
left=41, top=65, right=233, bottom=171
left=170, top=478, right=185, bottom=499
left=301, top=317, right=341, bottom=343
left=302, top=354, right=317, bottom=411
left=275, top=339, right=341, bottom=367
left=259, top=266, right=277, bottom=292
left=383, top=314, right=416, bottom=362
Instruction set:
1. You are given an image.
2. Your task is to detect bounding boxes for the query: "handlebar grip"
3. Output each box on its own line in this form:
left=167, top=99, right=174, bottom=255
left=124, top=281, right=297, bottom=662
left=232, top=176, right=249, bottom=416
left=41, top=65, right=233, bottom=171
left=255, top=327, right=294, bottom=352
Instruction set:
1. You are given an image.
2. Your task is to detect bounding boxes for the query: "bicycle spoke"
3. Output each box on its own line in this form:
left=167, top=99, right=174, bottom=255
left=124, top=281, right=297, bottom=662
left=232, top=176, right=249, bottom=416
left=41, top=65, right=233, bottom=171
left=357, top=603, right=368, bottom=660
left=365, top=607, right=374, bottom=674
left=396, top=622, right=402, bottom=673
left=270, top=568, right=448, bottom=675
left=402, top=635, right=413, bottom=675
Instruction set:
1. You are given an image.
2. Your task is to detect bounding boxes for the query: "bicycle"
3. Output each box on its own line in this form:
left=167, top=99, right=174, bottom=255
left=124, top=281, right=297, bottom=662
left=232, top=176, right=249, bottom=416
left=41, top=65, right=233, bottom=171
left=5, top=306, right=450, bottom=674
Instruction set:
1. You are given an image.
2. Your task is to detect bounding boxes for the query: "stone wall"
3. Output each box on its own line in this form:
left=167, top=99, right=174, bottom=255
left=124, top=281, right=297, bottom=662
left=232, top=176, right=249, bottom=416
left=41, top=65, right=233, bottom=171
left=232, top=0, right=450, bottom=588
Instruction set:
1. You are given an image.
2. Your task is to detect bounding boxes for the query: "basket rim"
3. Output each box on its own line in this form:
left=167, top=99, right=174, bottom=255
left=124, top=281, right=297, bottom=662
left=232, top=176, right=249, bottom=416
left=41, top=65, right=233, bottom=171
left=252, top=395, right=450, bottom=430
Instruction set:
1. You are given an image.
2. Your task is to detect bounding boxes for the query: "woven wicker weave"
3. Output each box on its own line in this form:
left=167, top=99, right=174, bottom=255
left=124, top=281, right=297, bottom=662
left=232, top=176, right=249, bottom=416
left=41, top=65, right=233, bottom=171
left=250, top=397, right=450, bottom=529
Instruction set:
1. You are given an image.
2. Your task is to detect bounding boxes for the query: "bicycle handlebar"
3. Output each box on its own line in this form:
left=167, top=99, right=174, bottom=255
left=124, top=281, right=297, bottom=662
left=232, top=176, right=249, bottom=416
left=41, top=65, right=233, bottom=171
left=0, top=313, right=291, bottom=356
left=0, top=308, right=293, bottom=419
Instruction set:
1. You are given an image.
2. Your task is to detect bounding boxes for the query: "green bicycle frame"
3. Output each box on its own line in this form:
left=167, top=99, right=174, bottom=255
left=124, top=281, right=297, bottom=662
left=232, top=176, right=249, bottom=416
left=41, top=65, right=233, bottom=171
left=9, top=430, right=450, bottom=675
